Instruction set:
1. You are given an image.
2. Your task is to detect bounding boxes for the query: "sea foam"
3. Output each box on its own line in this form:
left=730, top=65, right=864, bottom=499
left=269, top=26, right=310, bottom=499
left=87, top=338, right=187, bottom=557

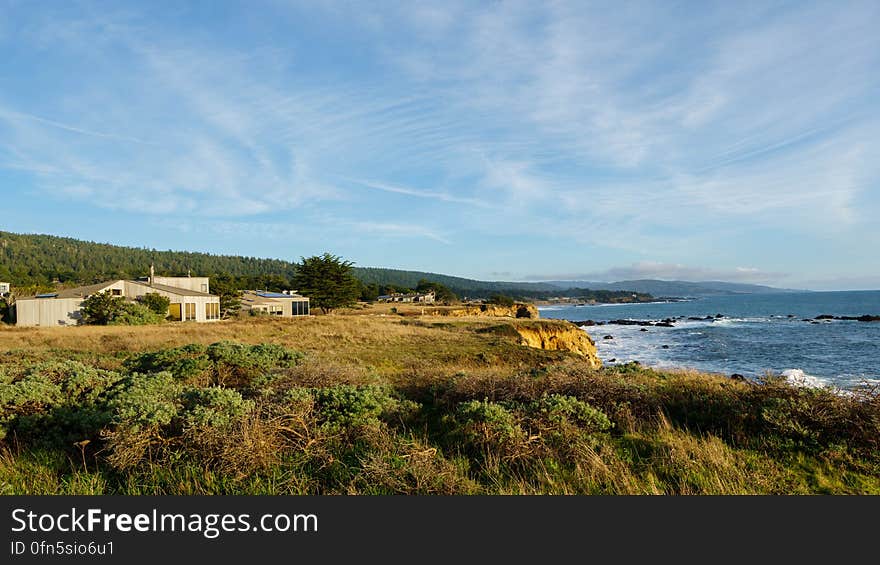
left=781, top=369, right=829, bottom=389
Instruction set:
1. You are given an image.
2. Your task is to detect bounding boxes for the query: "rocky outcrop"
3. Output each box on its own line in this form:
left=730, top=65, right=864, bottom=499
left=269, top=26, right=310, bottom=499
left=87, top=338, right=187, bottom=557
left=511, top=320, right=602, bottom=369
left=815, top=314, right=880, bottom=322
left=431, top=303, right=540, bottom=319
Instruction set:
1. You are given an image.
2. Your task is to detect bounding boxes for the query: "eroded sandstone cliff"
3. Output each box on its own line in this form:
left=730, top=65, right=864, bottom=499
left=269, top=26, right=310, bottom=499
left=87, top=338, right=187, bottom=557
left=510, top=320, right=602, bottom=369
left=429, top=303, right=539, bottom=319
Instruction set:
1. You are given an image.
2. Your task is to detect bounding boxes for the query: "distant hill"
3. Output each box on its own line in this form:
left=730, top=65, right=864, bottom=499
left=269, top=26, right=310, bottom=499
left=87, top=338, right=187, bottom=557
left=542, top=279, right=802, bottom=297
left=354, top=267, right=558, bottom=296
left=0, top=231, right=299, bottom=285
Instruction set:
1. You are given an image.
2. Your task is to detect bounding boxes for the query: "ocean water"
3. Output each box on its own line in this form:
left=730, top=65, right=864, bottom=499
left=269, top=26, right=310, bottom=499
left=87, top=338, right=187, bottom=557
left=539, top=291, right=880, bottom=390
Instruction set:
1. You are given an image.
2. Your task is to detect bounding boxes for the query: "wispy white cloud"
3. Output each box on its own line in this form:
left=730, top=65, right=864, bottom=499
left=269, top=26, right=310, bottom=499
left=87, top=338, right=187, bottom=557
left=344, top=221, right=452, bottom=245
left=0, top=108, right=156, bottom=145
left=342, top=177, right=487, bottom=207
left=150, top=216, right=451, bottom=245
left=0, top=2, right=878, bottom=286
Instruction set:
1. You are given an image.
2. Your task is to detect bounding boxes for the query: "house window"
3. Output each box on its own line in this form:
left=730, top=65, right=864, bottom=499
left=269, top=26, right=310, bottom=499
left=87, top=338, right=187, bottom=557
left=293, top=300, right=309, bottom=316
left=111, top=289, right=122, bottom=296
left=185, top=303, right=196, bottom=320
left=205, top=302, right=220, bottom=320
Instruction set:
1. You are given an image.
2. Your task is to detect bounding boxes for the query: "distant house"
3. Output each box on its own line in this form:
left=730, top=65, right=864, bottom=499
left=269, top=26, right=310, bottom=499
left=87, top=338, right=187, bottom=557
left=240, top=290, right=310, bottom=317
left=376, top=291, right=435, bottom=304
left=14, top=275, right=221, bottom=327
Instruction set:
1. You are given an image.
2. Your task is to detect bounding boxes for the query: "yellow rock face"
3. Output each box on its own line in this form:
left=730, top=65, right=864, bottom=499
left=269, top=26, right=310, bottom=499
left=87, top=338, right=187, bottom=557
left=432, top=303, right=540, bottom=319
left=511, top=320, right=602, bottom=369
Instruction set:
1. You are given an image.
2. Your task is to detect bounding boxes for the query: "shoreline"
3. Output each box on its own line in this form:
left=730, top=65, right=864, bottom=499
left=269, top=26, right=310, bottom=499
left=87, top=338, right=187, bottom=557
left=536, top=299, right=691, bottom=309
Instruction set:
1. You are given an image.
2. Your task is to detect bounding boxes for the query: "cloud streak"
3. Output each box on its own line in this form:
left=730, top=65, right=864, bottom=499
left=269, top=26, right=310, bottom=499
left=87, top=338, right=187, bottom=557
left=0, top=2, right=878, bottom=287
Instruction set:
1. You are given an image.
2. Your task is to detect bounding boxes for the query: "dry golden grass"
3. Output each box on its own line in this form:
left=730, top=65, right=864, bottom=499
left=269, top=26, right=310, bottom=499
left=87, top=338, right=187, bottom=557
left=0, top=315, right=569, bottom=384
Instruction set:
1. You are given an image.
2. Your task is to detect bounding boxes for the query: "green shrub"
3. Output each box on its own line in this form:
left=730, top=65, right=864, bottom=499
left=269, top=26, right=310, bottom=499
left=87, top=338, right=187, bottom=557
left=486, top=294, right=515, bottom=307
left=137, top=293, right=171, bottom=316
left=109, top=302, right=165, bottom=326
left=123, top=344, right=210, bottom=381
left=56, top=362, right=126, bottom=404
left=80, top=291, right=125, bottom=325
left=453, top=399, right=524, bottom=443
left=311, top=385, right=416, bottom=430
left=181, top=387, right=253, bottom=429
left=207, top=342, right=302, bottom=371
left=80, top=292, right=164, bottom=326
left=0, top=373, right=64, bottom=410
left=531, top=393, right=612, bottom=432
left=206, top=341, right=304, bottom=386
left=0, top=361, right=125, bottom=441
left=282, top=387, right=315, bottom=409
left=123, top=342, right=304, bottom=387
left=109, top=372, right=183, bottom=430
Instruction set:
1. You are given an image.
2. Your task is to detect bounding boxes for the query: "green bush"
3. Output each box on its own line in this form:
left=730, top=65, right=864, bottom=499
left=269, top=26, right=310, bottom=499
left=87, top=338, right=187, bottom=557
left=486, top=294, right=516, bottom=307
left=109, top=372, right=183, bottom=430
left=0, top=361, right=125, bottom=441
left=311, top=385, right=416, bottom=430
left=123, top=342, right=304, bottom=386
left=181, top=387, right=253, bottom=429
left=207, top=342, right=302, bottom=372
left=531, top=393, right=612, bottom=432
left=453, top=399, right=524, bottom=444
left=137, top=293, right=171, bottom=316
left=0, top=373, right=64, bottom=410
left=123, top=344, right=211, bottom=381
left=108, top=302, right=165, bottom=326
left=282, top=387, right=316, bottom=410
left=80, top=291, right=124, bottom=325
left=81, top=291, right=165, bottom=326
left=206, top=341, right=304, bottom=386
left=0, top=298, right=14, bottom=324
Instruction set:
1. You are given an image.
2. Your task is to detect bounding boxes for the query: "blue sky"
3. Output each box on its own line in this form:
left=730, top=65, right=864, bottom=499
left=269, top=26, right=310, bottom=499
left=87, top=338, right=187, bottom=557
left=1, top=1, right=878, bottom=290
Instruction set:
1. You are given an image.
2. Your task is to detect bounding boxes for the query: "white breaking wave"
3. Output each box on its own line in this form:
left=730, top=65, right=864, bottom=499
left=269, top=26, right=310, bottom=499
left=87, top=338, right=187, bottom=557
left=781, top=369, right=830, bottom=389
left=711, top=316, right=773, bottom=326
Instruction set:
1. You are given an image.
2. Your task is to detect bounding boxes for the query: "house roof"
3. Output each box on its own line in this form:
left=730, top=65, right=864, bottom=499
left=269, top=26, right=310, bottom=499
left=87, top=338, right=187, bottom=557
left=20, top=279, right=217, bottom=300
left=241, top=290, right=308, bottom=304
left=130, top=281, right=216, bottom=297
left=53, top=281, right=121, bottom=299
left=17, top=281, right=116, bottom=300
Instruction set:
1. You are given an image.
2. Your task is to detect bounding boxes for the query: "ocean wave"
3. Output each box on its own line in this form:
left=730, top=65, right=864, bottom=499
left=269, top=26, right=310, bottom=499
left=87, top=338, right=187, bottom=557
left=781, top=369, right=830, bottom=389
left=711, top=316, right=773, bottom=326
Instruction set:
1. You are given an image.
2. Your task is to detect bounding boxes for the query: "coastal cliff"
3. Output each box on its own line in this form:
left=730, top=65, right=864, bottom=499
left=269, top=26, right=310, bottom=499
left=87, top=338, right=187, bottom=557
left=511, top=320, right=602, bottom=369
left=429, top=303, right=540, bottom=319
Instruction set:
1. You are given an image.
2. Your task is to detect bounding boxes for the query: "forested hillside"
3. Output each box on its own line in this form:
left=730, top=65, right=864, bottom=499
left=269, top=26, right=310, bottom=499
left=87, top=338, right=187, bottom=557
left=0, top=231, right=554, bottom=296
left=0, top=231, right=297, bottom=286
left=0, top=231, right=645, bottom=301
